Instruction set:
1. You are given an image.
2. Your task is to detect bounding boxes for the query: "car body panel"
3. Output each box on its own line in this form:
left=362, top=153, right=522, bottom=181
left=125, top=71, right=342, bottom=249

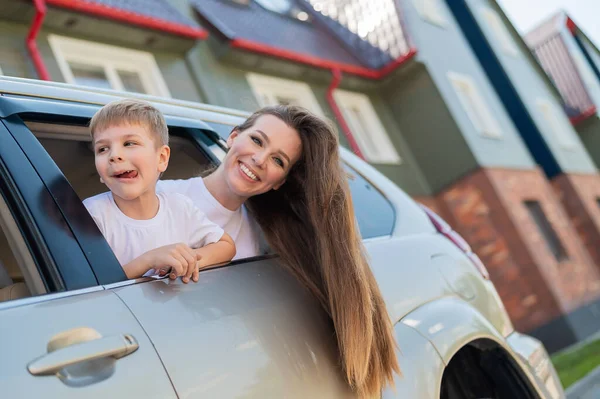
left=401, top=296, right=563, bottom=398
left=383, top=322, right=444, bottom=399
left=507, top=331, right=565, bottom=399
left=365, top=235, right=454, bottom=323
left=428, top=245, right=514, bottom=337
left=0, top=289, right=176, bottom=398
left=112, top=259, right=354, bottom=398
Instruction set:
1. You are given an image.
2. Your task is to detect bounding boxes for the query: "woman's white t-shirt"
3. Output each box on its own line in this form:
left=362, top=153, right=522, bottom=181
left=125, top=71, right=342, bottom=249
left=157, top=177, right=261, bottom=260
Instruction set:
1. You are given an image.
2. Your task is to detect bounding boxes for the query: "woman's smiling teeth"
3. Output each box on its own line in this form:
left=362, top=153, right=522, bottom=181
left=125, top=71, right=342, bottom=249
left=239, top=162, right=259, bottom=181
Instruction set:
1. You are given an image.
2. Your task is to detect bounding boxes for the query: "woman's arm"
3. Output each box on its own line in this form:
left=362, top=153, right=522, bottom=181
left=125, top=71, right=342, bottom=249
left=194, top=232, right=236, bottom=270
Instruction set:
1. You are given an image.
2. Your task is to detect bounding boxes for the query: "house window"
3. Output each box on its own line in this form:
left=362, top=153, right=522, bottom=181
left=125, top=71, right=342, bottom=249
left=333, top=90, right=401, bottom=164
left=255, top=0, right=291, bottom=13
left=48, top=35, right=171, bottom=97
left=480, top=7, right=519, bottom=57
left=254, top=0, right=310, bottom=21
left=246, top=73, right=325, bottom=116
left=536, top=98, right=577, bottom=149
left=412, top=0, right=447, bottom=27
left=447, top=72, right=503, bottom=138
left=524, top=201, right=568, bottom=261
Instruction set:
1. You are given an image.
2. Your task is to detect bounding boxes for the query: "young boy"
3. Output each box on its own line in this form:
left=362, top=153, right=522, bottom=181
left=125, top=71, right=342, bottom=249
left=83, top=99, right=235, bottom=282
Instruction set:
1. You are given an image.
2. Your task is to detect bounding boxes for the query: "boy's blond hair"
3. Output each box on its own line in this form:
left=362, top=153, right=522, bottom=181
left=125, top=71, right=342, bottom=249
left=90, top=99, right=169, bottom=146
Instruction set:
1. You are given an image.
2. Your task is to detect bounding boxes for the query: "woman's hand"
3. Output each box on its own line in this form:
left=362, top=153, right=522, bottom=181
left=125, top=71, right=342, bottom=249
left=123, top=243, right=199, bottom=282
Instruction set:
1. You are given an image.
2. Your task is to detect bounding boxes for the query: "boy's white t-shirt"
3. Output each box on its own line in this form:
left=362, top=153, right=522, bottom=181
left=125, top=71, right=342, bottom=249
left=157, top=177, right=261, bottom=260
left=83, top=191, right=224, bottom=272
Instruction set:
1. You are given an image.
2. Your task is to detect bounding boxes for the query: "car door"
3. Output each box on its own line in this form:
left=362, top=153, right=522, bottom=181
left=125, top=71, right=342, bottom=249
left=0, top=117, right=176, bottom=398
left=112, top=257, right=354, bottom=398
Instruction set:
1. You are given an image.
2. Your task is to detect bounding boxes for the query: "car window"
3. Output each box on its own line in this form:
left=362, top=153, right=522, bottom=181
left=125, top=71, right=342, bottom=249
left=26, top=121, right=216, bottom=200
left=0, top=191, right=46, bottom=303
left=345, top=165, right=395, bottom=239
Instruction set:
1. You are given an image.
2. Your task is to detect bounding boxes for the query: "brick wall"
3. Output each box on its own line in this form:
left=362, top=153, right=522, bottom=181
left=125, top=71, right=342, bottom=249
left=552, top=173, right=600, bottom=270
left=435, top=167, right=600, bottom=332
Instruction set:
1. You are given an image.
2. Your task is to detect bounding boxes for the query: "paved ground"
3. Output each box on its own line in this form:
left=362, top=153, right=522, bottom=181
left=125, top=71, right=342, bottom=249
left=577, top=382, right=600, bottom=399
left=567, top=366, right=600, bottom=399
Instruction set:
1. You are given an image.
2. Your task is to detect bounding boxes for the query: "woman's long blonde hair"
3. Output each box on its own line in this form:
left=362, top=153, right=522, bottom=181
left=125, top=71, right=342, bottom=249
left=240, top=105, right=400, bottom=397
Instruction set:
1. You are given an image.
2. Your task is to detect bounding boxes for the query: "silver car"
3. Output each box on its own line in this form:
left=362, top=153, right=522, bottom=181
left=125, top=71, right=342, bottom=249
left=0, top=76, right=563, bottom=398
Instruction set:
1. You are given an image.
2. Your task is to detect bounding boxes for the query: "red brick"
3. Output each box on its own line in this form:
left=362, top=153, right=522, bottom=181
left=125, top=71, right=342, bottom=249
left=435, top=167, right=600, bottom=332
left=552, top=173, right=600, bottom=271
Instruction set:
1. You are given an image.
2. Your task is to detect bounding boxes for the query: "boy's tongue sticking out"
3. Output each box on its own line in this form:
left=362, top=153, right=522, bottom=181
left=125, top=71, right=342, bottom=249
left=115, top=170, right=138, bottom=179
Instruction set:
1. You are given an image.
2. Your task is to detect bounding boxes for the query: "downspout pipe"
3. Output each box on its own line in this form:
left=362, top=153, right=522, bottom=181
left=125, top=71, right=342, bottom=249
left=326, top=69, right=365, bottom=160
left=27, top=0, right=50, bottom=81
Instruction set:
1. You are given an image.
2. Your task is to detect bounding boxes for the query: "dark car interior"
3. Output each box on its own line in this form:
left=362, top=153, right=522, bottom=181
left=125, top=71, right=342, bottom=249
left=27, top=121, right=217, bottom=201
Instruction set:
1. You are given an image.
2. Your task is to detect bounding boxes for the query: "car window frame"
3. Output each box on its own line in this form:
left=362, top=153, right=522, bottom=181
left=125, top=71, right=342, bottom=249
left=0, top=119, right=99, bottom=293
left=3, top=113, right=126, bottom=286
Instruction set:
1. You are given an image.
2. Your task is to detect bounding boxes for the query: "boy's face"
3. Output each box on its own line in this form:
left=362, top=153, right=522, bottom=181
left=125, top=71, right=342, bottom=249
left=93, top=123, right=169, bottom=203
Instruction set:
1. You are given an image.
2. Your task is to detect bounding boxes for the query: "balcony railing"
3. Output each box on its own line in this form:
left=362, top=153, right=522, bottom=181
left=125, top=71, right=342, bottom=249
left=304, top=0, right=412, bottom=69
left=530, top=34, right=596, bottom=123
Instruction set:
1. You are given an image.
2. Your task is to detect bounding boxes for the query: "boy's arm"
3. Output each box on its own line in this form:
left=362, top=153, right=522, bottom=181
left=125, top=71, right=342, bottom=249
left=124, top=243, right=197, bottom=279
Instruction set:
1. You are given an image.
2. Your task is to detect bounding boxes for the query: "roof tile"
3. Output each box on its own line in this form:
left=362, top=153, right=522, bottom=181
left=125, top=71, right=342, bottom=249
left=191, top=0, right=370, bottom=68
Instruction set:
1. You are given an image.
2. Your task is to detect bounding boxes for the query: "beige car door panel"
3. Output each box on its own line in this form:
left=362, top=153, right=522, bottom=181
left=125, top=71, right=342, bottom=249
left=114, top=258, right=354, bottom=398
left=383, top=322, right=444, bottom=399
left=365, top=235, right=457, bottom=323
left=0, top=289, right=176, bottom=398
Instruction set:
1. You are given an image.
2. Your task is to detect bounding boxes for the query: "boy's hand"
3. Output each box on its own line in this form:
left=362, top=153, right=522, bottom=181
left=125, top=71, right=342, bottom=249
left=146, top=243, right=199, bottom=283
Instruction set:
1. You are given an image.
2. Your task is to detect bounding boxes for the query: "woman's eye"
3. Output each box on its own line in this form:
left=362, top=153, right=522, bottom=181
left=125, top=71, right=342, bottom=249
left=251, top=136, right=262, bottom=146
left=273, top=157, right=284, bottom=167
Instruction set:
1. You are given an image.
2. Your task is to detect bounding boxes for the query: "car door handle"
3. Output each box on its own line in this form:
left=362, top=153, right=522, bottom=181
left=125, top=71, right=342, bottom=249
left=28, top=334, right=139, bottom=376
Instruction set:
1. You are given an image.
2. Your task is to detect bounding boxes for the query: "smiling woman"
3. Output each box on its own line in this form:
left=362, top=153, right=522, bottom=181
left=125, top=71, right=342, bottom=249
left=158, top=105, right=401, bottom=397
left=205, top=113, right=303, bottom=209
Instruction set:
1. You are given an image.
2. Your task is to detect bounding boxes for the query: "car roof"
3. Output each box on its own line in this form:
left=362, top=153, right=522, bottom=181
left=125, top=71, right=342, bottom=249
left=0, top=76, right=360, bottom=161
left=0, top=76, right=250, bottom=128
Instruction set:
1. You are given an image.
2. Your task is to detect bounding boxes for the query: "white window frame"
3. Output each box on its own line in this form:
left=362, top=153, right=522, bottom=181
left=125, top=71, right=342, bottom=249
left=48, top=35, right=171, bottom=97
left=447, top=71, right=503, bottom=139
left=536, top=98, right=577, bottom=150
left=480, top=7, right=519, bottom=57
left=246, top=73, right=325, bottom=116
left=333, top=89, right=401, bottom=164
left=254, top=0, right=292, bottom=14
left=412, top=0, right=447, bottom=28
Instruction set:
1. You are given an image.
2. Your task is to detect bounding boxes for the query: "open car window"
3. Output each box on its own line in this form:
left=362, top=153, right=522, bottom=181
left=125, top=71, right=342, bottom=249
left=26, top=121, right=217, bottom=201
